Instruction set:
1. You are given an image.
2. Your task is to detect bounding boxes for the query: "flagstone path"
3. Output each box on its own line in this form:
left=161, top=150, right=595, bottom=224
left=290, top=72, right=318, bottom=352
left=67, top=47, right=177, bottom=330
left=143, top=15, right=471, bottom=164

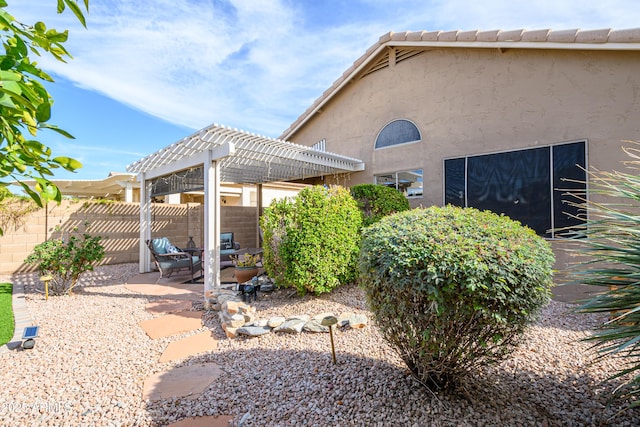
left=126, top=271, right=235, bottom=426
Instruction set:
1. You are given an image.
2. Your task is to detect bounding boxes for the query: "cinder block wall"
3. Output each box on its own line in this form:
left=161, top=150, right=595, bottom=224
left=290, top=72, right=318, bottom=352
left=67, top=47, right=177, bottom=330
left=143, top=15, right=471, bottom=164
left=0, top=200, right=258, bottom=274
left=220, top=206, right=259, bottom=249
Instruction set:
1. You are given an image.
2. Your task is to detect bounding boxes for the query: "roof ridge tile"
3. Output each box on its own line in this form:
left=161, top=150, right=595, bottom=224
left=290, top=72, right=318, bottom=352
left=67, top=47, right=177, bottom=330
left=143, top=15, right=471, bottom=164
left=438, top=30, right=459, bottom=41
left=520, top=29, right=550, bottom=42
left=378, top=32, right=393, bottom=43
left=476, top=29, right=500, bottom=42
left=608, top=28, right=640, bottom=42
left=457, top=30, right=479, bottom=41
left=575, top=28, right=611, bottom=43
left=405, top=31, right=425, bottom=41
left=421, top=30, right=442, bottom=41
left=547, top=28, right=580, bottom=42
left=390, top=32, right=409, bottom=41
left=497, top=29, right=524, bottom=41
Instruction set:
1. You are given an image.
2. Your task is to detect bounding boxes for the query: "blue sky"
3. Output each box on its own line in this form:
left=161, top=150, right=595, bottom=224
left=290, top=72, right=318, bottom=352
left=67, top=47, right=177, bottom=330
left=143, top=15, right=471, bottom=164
left=5, top=0, right=640, bottom=180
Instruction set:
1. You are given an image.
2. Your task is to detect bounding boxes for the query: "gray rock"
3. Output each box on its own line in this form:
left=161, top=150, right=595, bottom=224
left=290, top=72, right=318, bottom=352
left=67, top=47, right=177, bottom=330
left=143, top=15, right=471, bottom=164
left=303, top=320, right=329, bottom=333
left=249, top=318, right=269, bottom=327
left=338, top=312, right=355, bottom=327
left=312, top=312, right=335, bottom=322
left=217, top=293, right=242, bottom=305
left=259, top=282, right=275, bottom=292
left=267, top=316, right=286, bottom=328
left=274, top=318, right=306, bottom=333
left=287, top=314, right=310, bottom=322
left=237, top=326, right=271, bottom=337
left=348, top=314, right=368, bottom=329
left=229, top=313, right=245, bottom=328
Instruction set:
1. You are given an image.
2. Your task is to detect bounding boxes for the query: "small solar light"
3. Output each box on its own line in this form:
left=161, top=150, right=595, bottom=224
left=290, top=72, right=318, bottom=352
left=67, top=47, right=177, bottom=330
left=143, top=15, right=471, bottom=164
left=321, top=316, right=338, bottom=364
left=39, top=275, right=52, bottom=300
left=22, top=326, right=39, bottom=350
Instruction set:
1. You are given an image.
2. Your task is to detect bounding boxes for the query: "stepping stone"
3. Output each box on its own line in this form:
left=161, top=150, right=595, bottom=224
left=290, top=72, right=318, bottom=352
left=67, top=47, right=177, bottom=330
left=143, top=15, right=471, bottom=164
left=125, top=272, right=161, bottom=285
left=146, top=299, right=193, bottom=315
left=126, top=283, right=201, bottom=299
left=140, top=311, right=202, bottom=339
left=159, top=331, right=218, bottom=363
left=143, top=362, right=222, bottom=401
left=165, top=415, right=234, bottom=427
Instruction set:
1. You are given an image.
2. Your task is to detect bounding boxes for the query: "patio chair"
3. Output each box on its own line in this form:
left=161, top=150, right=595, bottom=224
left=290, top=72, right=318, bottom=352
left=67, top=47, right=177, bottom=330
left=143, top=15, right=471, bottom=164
left=146, top=237, right=203, bottom=282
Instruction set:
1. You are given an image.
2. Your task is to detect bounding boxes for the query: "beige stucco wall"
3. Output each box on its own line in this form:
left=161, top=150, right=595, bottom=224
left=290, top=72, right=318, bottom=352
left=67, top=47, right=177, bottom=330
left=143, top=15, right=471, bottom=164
left=286, top=46, right=640, bottom=296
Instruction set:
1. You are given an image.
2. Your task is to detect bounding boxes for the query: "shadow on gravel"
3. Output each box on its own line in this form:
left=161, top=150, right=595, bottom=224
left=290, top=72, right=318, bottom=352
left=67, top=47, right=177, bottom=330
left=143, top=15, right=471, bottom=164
left=246, top=282, right=369, bottom=315
left=144, top=345, right=640, bottom=427
left=6, top=268, right=200, bottom=302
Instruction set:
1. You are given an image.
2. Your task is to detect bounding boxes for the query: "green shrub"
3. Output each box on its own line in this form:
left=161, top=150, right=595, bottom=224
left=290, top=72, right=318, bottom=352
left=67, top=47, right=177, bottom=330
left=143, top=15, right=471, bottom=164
left=564, top=144, right=640, bottom=408
left=359, top=205, right=554, bottom=390
left=260, top=185, right=362, bottom=295
left=350, top=183, right=410, bottom=227
left=25, top=225, right=105, bottom=296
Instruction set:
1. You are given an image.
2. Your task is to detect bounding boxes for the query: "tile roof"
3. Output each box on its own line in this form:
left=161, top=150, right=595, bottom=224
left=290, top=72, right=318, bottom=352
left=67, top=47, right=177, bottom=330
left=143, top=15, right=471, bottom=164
left=280, top=28, right=640, bottom=140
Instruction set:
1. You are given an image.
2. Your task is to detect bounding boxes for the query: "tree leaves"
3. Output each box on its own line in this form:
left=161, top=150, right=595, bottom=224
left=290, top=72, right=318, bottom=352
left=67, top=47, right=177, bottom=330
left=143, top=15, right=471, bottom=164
left=57, top=0, right=88, bottom=28
left=0, top=1, right=89, bottom=234
left=52, top=156, right=82, bottom=171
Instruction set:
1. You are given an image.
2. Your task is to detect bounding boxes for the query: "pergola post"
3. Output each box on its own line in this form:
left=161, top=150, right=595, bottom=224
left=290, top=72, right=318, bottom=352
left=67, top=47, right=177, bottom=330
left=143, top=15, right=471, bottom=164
left=138, top=173, right=152, bottom=273
left=203, top=149, right=222, bottom=295
left=256, top=183, right=263, bottom=247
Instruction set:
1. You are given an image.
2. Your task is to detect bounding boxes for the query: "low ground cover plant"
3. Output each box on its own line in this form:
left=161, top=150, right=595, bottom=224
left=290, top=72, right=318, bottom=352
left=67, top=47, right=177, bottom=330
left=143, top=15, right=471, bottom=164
left=25, top=224, right=104, bottom=296
left=260, top=185, right=362, bottom=295
left=359, top=205, right=555, bottom=391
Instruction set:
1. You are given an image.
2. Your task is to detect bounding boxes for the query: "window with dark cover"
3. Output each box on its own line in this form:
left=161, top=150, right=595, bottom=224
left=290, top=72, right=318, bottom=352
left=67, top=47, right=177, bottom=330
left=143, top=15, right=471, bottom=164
left=444, top=141, right=586, bottom=237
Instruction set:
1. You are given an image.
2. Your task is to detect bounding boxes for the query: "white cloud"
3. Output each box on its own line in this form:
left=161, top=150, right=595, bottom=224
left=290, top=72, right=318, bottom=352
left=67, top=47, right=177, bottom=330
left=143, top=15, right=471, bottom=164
left=6, top=0, right=640, bottom=140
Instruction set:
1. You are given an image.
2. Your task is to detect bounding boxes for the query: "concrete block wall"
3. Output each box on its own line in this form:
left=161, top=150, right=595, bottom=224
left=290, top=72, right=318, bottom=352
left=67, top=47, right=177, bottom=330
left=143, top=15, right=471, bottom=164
left=220, top=206, right=259, bottom=250
left=0, top=200, right=259, bottom=275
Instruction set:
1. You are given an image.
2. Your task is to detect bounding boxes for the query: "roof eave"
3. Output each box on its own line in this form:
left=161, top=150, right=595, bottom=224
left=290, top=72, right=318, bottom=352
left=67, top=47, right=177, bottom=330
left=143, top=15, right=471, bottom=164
left=279, top=27, right=640, bottom=141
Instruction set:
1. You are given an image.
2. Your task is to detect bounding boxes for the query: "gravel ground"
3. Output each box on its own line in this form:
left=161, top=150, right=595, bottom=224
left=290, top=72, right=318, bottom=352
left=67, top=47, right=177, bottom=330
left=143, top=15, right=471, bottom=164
left=1, top=263, right=640, bottom=426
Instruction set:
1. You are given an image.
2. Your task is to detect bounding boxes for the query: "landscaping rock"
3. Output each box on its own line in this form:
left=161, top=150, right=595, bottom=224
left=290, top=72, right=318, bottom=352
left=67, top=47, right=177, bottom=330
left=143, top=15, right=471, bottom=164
left=303, top=320, right=329, bottom=333
left=274, top=318, right=306, bottom=333
left=237, top=326, right=271, bottom=337
left=267, top=316, right=286, bottom=328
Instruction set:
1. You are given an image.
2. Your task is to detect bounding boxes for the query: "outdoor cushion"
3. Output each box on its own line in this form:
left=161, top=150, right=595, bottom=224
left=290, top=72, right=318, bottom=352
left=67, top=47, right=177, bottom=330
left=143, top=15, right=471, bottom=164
left=166, top=243, right=181, bottom=254
left=157, top=257, right=193, bottom=270
left=220, top=232, right=234, bottom=250
left=151, top=237, right=172, bottom=254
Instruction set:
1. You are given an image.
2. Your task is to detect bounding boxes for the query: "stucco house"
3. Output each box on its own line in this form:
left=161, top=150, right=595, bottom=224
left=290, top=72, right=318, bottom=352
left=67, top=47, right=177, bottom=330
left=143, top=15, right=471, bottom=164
left=279, top=28, right=640, bottom=300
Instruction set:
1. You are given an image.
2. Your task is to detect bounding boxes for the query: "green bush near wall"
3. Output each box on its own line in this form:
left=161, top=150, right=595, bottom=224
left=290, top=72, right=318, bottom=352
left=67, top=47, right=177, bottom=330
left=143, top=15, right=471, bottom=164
left=25, top=225, right=105, bottom=296
left=350, top=183, right=410, bottom=227
left=261, top=185, right=362, bottom=295
left=359, top=205, right=555, bottom=390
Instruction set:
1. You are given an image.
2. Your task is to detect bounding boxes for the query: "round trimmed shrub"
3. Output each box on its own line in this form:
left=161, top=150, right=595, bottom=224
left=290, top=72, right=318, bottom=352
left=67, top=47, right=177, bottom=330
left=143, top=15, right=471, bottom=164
left=260, top=185, right=362, bottom=295
left=350, top=183, right=410, bottom=227
left=359, top=205, right=554, bottom=390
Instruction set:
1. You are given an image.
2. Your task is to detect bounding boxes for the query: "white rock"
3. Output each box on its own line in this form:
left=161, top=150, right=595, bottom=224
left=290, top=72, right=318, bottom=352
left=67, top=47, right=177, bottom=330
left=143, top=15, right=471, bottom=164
left=267, top=316, right=286, bottom=328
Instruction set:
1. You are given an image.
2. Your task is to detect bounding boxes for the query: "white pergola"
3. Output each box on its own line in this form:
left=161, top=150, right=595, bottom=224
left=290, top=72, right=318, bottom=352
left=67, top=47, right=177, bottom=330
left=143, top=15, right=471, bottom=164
left=127, top=123, right=365, bottom=295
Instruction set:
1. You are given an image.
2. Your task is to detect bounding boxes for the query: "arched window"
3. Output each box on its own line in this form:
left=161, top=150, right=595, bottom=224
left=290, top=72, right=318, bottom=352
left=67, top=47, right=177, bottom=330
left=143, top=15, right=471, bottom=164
left=375, top=119, right=421, bottom=149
